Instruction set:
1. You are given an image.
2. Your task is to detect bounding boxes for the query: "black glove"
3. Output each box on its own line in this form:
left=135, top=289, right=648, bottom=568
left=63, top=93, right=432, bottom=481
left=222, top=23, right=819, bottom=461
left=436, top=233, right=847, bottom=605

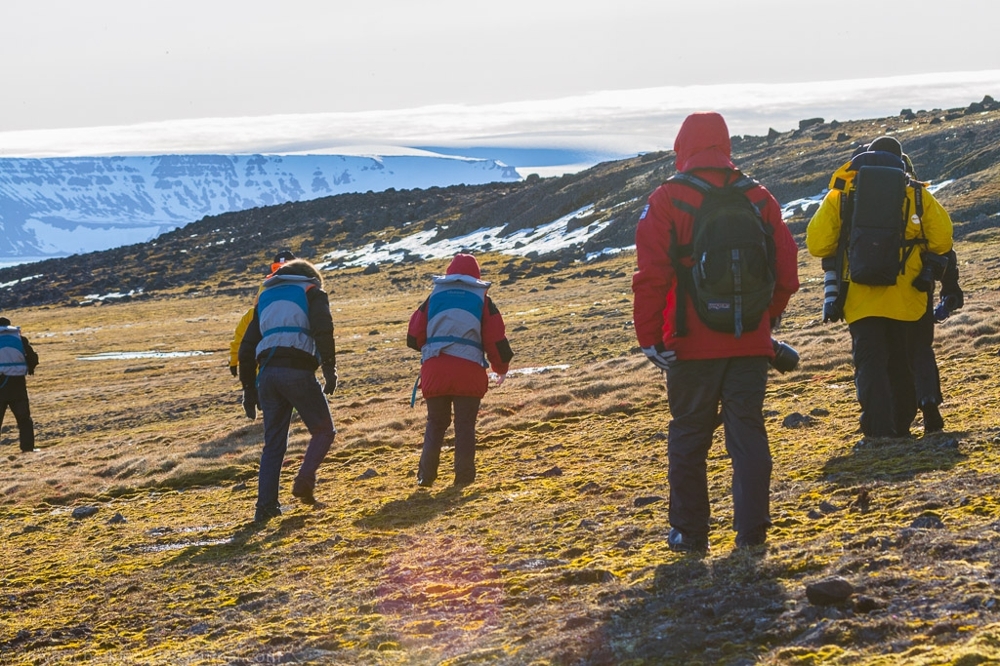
left=322, top=365, right=338, bottom=395
left=939, top=282, right=964, bottom=311
left=242, top=387, right=258, bottom=420
left=230, top=365, right=238, bottom=377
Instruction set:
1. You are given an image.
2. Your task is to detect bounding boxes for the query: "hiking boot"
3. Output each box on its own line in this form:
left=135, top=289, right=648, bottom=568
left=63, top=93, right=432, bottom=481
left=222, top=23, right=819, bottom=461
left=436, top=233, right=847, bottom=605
left=292, top=477, right=316, bottom=504
left=253, top=505, right=282, bottom=523
left=667, top=528, right=708, bottom=553
left=735, top=525, right=768, bottom=550
left=922, top=404, right=944, bottom=434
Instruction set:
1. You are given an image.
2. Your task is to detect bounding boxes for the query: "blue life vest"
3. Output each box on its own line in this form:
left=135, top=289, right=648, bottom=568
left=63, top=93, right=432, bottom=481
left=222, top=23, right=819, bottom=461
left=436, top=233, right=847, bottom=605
left=0, top=326, right=28, bottom=376
left=256, top=274, right=320, bottom=360
left=422, top=274, right=490, bottom=367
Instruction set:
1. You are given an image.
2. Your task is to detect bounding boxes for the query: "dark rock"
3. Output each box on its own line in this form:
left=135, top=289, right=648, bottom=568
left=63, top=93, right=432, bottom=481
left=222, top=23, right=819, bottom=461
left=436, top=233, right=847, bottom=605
left=540, top=466, right=563, bottom=478
left=819, top=501, right=841, bottom=514
left=799, top=118, right=824, bottom=130
left=560, top=569, right=616, bottom=585
left=806, top=576, right=854, bottom=605
left=71, top=506, right=99, bottom=520
left=855, top=595, right=885, bottom=613
left=362, top=263, right=380, bottom=275
left=782, top=413, right=814, bottom=428
left=836, top=132, right=851, bottom=142
left=354, top=468, right=379, bottom=480
left=910, top=514, right=945, bottom=529
left=633, top=496, right=665, bottom=508
left=106, top=513, right=127, bottom=525
left=810, top=408, right=830, bottom=417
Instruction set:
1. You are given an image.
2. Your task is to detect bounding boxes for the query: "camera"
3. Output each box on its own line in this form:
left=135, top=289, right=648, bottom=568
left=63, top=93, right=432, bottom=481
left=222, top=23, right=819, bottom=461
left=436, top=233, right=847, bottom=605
left=912, top=252, right=949, bottom=293
left=821, top=257, right=842, bottom=322
left=770, top=339, right=799, bottom=373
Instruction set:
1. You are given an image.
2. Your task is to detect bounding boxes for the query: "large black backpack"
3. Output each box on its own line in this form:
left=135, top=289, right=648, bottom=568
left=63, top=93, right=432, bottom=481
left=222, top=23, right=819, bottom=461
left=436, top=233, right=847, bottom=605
left=669, top=172, right=776, bottom=338
left=845, top=161, right=924, bottom=286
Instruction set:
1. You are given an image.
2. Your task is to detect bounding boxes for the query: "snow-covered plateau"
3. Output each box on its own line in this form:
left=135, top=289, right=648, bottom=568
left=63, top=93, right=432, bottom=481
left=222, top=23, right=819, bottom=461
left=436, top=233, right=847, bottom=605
left=0, top=153, right=520, bottom=258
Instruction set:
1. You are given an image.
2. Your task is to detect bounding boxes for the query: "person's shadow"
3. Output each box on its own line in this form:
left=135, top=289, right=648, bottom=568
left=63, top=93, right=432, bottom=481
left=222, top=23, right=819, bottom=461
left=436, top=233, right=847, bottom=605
left=822, top=431, right=966, bottom=486
left=353, top=485, right=482, bottom=531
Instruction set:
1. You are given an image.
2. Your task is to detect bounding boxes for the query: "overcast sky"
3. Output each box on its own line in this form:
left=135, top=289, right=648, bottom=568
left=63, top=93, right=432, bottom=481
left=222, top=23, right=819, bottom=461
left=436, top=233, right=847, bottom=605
left=2, top=0, right=999, bottom=159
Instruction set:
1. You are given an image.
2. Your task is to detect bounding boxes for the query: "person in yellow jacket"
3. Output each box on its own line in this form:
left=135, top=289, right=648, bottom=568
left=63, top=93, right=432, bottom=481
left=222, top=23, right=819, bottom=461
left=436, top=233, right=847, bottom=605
left=228, top=250, right=296, bottom=378
left=806, top=136, right=953, bottom=439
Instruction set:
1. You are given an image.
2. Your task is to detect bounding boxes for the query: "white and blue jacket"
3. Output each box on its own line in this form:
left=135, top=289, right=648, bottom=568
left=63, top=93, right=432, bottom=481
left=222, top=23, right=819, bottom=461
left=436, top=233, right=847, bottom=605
left=0, top=326, right=28, bottom=376
left=255, top=274, right=320, bottom=361
left=421, top=274, right=490, bottom=368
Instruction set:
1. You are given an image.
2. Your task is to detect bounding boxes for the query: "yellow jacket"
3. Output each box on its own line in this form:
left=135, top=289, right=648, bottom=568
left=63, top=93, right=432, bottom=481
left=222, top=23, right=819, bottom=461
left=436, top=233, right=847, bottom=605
left=228, top=306, right=255, bottom=368
left=806, top=161, right=953, bottom=323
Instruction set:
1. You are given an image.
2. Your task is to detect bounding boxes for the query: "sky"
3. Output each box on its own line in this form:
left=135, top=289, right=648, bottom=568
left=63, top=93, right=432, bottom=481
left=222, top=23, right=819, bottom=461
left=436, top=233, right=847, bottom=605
left=2, top=0, right=1000, bottom=166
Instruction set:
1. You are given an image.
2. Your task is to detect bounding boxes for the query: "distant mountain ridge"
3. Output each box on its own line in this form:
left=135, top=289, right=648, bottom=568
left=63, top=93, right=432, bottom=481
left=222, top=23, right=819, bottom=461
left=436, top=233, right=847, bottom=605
left=0, top=99, right=997, bottom=309
left=0, top=153, right=521, bottom=257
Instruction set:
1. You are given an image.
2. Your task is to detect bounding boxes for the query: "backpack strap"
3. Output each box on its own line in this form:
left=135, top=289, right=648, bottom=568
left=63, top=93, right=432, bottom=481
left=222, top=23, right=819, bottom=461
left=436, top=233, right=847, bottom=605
left=900, top=179, right=928, bottom=269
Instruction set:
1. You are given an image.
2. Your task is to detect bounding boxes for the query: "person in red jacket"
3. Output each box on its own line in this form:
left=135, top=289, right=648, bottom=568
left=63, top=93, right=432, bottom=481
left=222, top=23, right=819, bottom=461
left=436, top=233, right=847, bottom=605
left=632, top=112, right=800, bottom=552
left=407, top=253, right=513, bottom=487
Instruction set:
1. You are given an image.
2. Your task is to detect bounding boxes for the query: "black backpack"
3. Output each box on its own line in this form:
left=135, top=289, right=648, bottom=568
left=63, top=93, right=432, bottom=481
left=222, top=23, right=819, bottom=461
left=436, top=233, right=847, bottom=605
left=669, top=172, right=776, bottom=338
left=845, top=161, right=924, bottom=286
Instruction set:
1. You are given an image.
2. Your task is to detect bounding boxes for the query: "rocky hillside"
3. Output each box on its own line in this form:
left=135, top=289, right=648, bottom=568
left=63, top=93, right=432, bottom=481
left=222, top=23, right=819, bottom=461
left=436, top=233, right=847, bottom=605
left=0, top=96, right=997, bottom=308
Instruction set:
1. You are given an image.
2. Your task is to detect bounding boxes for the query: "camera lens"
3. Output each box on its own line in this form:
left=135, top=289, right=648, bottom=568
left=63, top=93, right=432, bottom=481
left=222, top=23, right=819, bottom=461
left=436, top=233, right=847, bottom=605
left=770, top=339, right=800, bottom=373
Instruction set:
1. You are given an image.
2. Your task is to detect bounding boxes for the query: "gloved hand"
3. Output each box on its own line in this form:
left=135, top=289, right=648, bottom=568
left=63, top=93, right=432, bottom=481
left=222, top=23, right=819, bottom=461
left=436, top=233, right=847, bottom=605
left=322, top=365, right=338, bottom=395
left=939, top=283, right=964, bottom=311
left=641, top=343, right=676, bottom=371
left=230, top=365, right=238, bottom=377
left=242, top=387, right=258, bottom=420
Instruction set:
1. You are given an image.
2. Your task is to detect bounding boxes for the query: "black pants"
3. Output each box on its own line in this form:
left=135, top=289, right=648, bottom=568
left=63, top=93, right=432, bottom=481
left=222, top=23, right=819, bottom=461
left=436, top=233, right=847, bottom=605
left=849, top=316, right=919, bottom=437
left=419, top=395, right=481, bottom=485
left=912, top=294, right=941, bottom=408
left=0, top=393, right=35, bottom=452
left=665, top=356, right=771, bottom=543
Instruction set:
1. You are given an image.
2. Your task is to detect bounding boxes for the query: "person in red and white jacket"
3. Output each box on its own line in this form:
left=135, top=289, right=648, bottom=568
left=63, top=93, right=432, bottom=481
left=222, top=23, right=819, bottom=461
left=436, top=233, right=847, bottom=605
left=632, top=112, right=799, bottom=552
left=407, top=253, right=513, bottom=487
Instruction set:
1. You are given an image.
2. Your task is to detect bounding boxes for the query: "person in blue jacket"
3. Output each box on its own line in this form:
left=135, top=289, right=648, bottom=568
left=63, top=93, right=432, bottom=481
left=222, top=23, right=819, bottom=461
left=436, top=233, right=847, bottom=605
left=0, top=317, right=39, bottom=452
left=238, top=259, right=338, bottom=522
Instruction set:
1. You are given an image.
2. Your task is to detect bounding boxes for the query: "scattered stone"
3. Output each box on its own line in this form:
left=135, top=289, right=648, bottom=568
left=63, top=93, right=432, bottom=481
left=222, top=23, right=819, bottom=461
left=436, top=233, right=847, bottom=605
left=231, top=481, right=248, bottom=492
left=855, top=596, right=885, bottom=613
left=560, top=569, right=616, bottom=585
left=362, top=263, right=380, bottom=275
left=368, top=330, right=380, bottom=336
left=819, top=501, right=841, bottom=514
left=19, top=524, right=43, bottom=535
left=806, top=576, right=854, bottom=605
left=634, top=496, right=665, bottom=508
left=578, top=481, right=601, bottom=494
left=540, top=466, right=563, bottom=478
left=807, top=509, right=823, bottom=520
left=106, top=512, right=127, bottom=525
left=71, top=506, right=99, bottom=520
left=910, top=514, right=945, bottom=530
left=649, top=432, right=668, bottom=441
left=810, top=408, right=830, bottom=417
left=799, top=117, right=824, bottom=130
left=354, top=468, right=379, bottom=480
left=782, top=413, right=814, bottom=429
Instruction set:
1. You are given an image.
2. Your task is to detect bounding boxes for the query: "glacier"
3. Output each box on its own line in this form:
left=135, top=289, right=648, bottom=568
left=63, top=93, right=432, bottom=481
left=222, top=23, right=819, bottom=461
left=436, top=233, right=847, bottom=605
left=0, top=153, right=520, bottom=258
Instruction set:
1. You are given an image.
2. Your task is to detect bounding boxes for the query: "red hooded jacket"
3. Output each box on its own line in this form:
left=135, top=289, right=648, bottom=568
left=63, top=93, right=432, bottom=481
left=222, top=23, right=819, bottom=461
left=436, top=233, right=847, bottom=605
left=632, top=112, right=799, bottom=360
left=407, top=254, right=513, bottom=398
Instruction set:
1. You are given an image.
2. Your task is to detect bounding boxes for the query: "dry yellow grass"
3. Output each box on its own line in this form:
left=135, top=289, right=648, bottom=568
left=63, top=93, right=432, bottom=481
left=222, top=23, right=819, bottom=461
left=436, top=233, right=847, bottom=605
left=3, top=237, right=1000, bottom=665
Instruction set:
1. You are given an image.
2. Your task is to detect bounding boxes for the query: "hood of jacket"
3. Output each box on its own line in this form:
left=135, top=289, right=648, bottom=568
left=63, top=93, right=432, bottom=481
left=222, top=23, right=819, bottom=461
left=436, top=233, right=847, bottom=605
left=262, top=273, right=321, bottom=290
left=446, top=253, right=482, bottom=279
left=674, top=112, right=736, bottom=173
